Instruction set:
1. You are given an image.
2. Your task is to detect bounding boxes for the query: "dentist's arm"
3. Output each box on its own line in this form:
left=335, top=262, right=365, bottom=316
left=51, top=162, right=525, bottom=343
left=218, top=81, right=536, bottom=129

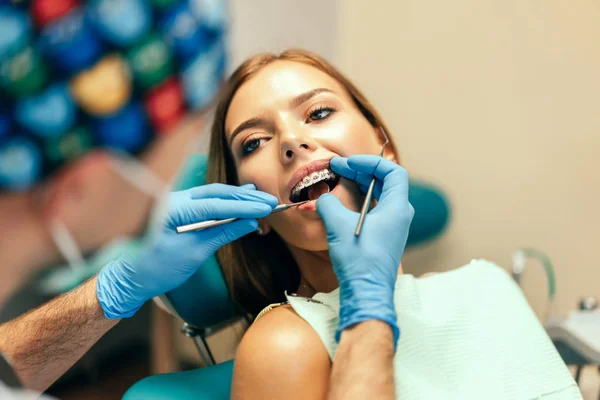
left=0, top=184, right=277, bottom=392
left=317, top=155, right=414, bottom=399
left=0, top=277, right=117, bottom=391
left=331, top=320, right=395, bottom=399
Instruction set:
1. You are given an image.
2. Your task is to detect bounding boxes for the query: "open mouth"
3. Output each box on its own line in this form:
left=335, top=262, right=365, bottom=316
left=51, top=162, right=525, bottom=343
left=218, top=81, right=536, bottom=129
left=290, top=168, right=341, bottom=203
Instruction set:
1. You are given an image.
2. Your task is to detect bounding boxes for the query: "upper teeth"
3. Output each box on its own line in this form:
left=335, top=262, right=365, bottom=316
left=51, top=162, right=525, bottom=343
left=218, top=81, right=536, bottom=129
left=292, top=168, right=337, bottom=196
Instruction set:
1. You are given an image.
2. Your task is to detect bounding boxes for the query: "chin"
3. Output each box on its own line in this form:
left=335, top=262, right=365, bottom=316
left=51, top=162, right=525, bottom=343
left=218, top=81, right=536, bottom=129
left=275, top=218, right=329, bottom=251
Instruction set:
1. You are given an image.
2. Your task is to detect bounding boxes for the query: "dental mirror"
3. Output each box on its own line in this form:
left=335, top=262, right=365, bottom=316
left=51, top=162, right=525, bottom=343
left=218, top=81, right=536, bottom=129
left=308, top=181, right=331, bottom=200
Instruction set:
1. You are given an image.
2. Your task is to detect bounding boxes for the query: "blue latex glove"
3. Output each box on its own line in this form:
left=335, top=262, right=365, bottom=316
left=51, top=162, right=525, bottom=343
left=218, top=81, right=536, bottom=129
left=97, top=184, right=278, bottom=319
left=316, top=155, right=414, bottom=348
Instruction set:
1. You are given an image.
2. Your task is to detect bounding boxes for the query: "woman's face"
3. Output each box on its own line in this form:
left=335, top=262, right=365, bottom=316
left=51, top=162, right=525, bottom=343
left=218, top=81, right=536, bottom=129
left=225, top=61, right=388, bottom=251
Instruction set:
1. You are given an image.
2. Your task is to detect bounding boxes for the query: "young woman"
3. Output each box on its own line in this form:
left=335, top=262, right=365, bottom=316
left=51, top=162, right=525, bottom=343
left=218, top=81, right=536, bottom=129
left=206, top=50, right=580, bottom=399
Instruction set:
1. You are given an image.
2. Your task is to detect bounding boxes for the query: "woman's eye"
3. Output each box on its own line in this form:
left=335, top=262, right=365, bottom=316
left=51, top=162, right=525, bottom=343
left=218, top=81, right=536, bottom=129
left=308, top=107, right=335, bottom=122
left=242, top=138, right=264, bottom=155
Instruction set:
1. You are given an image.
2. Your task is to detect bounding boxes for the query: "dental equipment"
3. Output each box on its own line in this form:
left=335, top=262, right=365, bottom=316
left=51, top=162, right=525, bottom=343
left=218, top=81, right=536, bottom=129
left=176, top=200, right=309, bottom=233
left=512, top=248, right=600, bottom=385
left=355, top=127, right=390, bottom=236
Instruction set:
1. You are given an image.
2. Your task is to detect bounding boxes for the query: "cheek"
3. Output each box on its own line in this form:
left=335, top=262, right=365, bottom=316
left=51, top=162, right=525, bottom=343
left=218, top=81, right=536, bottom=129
left=236, top=161, right=282, bottom=199
left=311, top=114, right=382, bottom=156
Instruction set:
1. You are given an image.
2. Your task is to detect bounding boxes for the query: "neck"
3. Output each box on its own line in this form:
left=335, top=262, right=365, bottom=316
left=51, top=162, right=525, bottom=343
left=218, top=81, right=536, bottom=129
left=0, top=193, right=60, bottom=305
left=286, top=245, right=405, bottom=296
left=287, top=245, right=339, bottom=295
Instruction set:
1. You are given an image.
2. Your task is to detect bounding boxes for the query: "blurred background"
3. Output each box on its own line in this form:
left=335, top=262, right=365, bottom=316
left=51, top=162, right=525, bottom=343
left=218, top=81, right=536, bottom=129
left=1, top=0, right=599, bottom=398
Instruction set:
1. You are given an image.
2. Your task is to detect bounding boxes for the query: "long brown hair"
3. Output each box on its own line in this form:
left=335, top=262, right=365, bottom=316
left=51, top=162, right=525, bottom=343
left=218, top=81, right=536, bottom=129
left=207, top=49, right=398, bottom=316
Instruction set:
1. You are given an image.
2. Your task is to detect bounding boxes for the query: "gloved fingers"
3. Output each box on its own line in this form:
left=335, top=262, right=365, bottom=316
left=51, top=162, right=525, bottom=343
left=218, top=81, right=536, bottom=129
left=190, top=198, right=275, bottom=222
left=347, top=155, right=406, bottom=183
left=329, top=157, right=357, bottom=181
left=168, top=197, right=275, bottom=228
left=336, top=155, right=406, bottom=200
left=197, top=218, right=259, bottom=249
left=376, top=168, right=409, bottom=208
left=331, top=155, right=401, bottom=188
left=188, top=183, right=277, bottom=204
left=331, top=157, right=386, bottom=200
left=186, top=184, right=278, bottom=207
left=316, top=193, right=355, bottom=232
left=344, top=168, right=372, bottom=188
left=350, top=170, right=385, bottom=198
left=357, top=179, right=383, bottom=200
left=346, top=155, right=409, bottom=205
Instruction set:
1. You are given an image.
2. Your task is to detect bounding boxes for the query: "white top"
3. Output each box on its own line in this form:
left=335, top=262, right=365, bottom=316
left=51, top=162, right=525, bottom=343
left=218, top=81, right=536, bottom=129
left=0, top=382, right=54, bottom=400
left=286, top=259, right=582, bottom=400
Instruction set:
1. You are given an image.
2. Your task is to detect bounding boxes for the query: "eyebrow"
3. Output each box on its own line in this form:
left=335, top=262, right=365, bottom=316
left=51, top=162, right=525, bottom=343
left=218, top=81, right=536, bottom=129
left=228, top=88, right=335, bottom=147
left=288, top=88, right=335, bottom=109
left=228, top=117, right=269, bottom=147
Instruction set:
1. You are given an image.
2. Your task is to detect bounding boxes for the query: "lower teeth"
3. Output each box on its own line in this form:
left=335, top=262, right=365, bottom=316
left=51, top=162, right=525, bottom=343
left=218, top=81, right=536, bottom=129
left=307, top=181, right=330, bottom=200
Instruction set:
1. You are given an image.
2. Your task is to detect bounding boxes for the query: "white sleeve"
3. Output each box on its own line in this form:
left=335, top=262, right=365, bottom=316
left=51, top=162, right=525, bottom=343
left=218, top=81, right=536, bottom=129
left=0, top=382, right=56, bottom=400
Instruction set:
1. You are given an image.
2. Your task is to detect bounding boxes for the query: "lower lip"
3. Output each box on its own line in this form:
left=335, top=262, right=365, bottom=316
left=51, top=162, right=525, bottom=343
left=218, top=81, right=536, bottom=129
left=298, top=199, right=317, bottom=212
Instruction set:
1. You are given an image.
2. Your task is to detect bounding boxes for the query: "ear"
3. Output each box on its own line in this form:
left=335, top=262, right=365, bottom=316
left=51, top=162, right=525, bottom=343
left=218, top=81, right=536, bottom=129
left=257, top=218, right=272, bottom=236
left=383, top=145, right=397, bottom=164
left=373, top=126, right=398, bottom=164
left=42, top=151, right=112, bottom=223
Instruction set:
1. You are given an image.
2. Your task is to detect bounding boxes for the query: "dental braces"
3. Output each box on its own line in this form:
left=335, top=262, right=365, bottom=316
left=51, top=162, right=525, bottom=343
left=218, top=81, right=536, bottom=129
left=292, top=168, right=338, bottom=196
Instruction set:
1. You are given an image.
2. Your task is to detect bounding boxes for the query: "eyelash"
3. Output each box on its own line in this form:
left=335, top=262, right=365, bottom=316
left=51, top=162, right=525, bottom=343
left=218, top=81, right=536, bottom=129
left=241, top=133, right=268, bottom=156
left=240, top=105, right=338, bottom=157
left=306, top=105, right=337, bottom=123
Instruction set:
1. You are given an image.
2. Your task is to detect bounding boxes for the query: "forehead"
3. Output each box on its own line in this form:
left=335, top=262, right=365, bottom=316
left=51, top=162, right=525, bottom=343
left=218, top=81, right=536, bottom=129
left=225, top=61, right=349, bottom=133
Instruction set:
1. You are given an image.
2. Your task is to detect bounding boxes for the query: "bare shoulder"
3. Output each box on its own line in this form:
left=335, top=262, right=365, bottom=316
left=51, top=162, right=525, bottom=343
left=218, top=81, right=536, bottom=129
left=232, top=305, right=331, bottom=400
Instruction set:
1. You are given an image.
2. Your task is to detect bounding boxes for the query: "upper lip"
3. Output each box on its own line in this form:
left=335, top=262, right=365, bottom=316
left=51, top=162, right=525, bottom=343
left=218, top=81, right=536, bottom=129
left=287, top=158, right=333, bottom=200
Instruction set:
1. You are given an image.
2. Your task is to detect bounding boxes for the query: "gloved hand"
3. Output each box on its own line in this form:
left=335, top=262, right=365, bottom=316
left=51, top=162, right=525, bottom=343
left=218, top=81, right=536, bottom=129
left=97, top=184, right=278, bottom=319
left=316, top=155, right=414, bottom=348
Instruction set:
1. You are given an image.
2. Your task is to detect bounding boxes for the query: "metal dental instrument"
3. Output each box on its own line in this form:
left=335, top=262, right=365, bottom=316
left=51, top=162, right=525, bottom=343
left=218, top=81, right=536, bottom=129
left=354, top=127, right=390, bottom=236
left=176, top=200, right=309, bottom=233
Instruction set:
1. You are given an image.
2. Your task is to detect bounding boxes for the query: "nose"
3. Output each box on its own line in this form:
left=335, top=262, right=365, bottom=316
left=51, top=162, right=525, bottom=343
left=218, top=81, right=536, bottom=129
left=279, top=128, right=316, bottom=163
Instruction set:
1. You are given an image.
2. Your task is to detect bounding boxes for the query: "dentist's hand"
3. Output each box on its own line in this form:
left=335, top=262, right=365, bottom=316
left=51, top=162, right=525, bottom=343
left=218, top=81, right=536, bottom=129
left=97, top=184, right=278, bottom=319
left=316, top=155, right=414, bottom=348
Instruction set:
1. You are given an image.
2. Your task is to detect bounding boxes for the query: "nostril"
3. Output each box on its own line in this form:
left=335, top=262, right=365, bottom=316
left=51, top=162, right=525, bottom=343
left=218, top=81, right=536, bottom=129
left=286, top=150, right=293, bottom=158
left=300, top=144, right=308, bottom=149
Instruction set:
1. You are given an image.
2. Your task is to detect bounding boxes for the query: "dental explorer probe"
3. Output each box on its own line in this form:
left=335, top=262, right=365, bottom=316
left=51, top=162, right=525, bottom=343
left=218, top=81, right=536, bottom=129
left=354, top=127, right=390, bottom=237
left=176, top=200, right=309, bottom=233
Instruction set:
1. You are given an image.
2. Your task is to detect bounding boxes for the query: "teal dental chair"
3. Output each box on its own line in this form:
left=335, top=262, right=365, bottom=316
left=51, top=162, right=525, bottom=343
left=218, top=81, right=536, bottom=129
left=123, top=154, right=450, bottom=400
